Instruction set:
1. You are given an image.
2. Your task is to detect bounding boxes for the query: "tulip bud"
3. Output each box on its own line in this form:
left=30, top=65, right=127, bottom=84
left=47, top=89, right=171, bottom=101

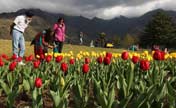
left=55, top=55, right=63, bottom=63
left=69, top=58, right=75, bottom=64
left=35, top=77, right=42, bottom=88
left=140, top=60, right=150, bottom=71
left=103, top=56, right=111, bottom=65
left=9, top=61, right=17, bottom=71
left=33, top=60, right=40, bottom=68
left=106, top=52, right=112, bottom=59
left=60, top=77, right=65, bottom=88
left=82, top=64, right=89, bottom=73
left=132, top=56, right=140, bottom=64
left=85, top=57, right=90, bottom=64
left=121, top=51, right=129, bottom=60
left=61, top=62, right=68, bottom=73
left=45, top=55, right=52, bottom=63
left=0, top=61, right=4, bottom=67
left=97, top=56, right=103, bottom=64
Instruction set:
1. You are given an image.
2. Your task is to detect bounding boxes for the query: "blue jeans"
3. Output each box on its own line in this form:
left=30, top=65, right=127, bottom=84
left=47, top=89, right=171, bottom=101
left=54, top=41, right=63, bottom=53
left=12, top=29, right=25, bottom=57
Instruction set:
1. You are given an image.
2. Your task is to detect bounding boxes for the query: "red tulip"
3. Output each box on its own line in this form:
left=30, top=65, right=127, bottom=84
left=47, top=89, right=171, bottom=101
left=160, top=52, right=165, bottom=60
left=97, top=56, right=103, bottom=64
left=69, top=58, right=75, bottom=64
left=25, top=55, right=33, bottom=62
left=140, top=60, right=150, bottom=71
left=85, top=57, right=90, bottom=64
left=61, top=62, right=68, bottom=73
left=55, top=55, right=63, bottom=63
left=11, top=54, right=17, bottom=60
left=17, top=56, right=22, bottom=62
left=1, top=54, right=9, bottom=60
left=0, top=57, right=2, bottom=62
left=153, top=51, right=165, bottom=60
left=82, top=64, right=89, bottom=73
left=35, top=77, right=42, bottom=88
left=0, top=61, right=4, bottom=67
left=45, top=55, right=52, bottom=63
left=132, top=56, right=140, bottom=64
left=103, top=56, right=111, bottom=65
left=121, top=51, right=129, bottom=60
left=106, top=52, right=112, bottom=59
left=33, top=60, right=40, bottom=68
left=40, top=54, right=45, bottom=60
left=9, top=61, right=17, bottom=71
left=28, top=55, right=34, bottom=61
left=25, top=56, right=29, bottom=62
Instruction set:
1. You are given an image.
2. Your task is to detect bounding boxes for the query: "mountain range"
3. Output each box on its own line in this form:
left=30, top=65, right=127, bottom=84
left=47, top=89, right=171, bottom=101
left=0, top=8, right=176, bottom=44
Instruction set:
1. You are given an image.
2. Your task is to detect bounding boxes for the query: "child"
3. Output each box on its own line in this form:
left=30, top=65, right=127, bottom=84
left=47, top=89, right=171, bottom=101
left=31, top=28, right=53, bottom=58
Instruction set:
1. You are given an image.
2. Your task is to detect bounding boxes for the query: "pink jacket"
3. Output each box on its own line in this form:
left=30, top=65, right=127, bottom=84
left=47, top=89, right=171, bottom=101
left=53, top=23, right=66, bottom=42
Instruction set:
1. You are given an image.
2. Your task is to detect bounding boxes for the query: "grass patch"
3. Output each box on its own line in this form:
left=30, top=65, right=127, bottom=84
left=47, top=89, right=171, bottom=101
left=0, top=39, right=126, bottom=56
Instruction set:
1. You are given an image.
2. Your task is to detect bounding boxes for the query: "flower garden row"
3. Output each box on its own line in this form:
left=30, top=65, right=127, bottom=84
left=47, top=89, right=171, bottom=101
left=0, top=50, right=176, bottom=108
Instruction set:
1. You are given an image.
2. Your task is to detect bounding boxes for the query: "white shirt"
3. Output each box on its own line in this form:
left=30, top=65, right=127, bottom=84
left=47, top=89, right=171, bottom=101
left=13, top=15, right=30, bottom=33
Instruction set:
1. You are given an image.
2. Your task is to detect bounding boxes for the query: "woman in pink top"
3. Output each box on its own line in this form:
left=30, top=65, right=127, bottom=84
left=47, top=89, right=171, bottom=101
left=53, top=17, right=66, bottom=53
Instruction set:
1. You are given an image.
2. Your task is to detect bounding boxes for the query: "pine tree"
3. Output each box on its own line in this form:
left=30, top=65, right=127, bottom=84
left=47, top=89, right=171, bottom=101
left=140, top=10, right=176, bottom=48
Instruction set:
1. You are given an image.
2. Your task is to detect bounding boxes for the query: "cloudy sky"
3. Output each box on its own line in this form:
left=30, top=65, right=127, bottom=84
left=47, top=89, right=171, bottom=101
left=1, top=0, right=176, bottom=19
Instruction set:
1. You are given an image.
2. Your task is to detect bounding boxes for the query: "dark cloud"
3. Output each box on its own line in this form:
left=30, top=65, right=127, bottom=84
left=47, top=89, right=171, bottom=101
left=71, top=0, right=156, bottom=9
left=0, top=0, right=175, bottom=19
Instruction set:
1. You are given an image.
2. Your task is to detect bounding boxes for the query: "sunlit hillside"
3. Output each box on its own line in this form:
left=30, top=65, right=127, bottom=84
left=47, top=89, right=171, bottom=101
left=0, top=16, right=50, bottom=40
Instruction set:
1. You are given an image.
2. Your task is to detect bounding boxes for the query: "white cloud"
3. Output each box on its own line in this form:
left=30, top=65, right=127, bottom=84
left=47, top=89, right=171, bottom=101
left=98, top=0, right=175, bottom=19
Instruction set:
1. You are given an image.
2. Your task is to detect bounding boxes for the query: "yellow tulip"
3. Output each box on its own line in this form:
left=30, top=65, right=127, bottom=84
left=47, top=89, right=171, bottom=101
left=80, top=51, right=83, bottom=54
left=164, top=54, right=169, bottom=59
left=69, top=51, right=73, bottom=54
left=36, top=55, right=40, bottom=59
left=169, top=55, right=173, bottom=59
left=152, top=51, right=155, bottom=55
left=113, top=59, right=116, bottom=63
left=45, top=53, right=48, bottom=56
left=133, top=53, right=138, bottom=57
left=60, top=77, right=65, bottom=88
left=54, top=53, right=58, bottom=58
left=86, top=52, right=89, bottom=56
left=129, top=53, right=132, bottom=59
left=144, top=50, right=148, bottom=55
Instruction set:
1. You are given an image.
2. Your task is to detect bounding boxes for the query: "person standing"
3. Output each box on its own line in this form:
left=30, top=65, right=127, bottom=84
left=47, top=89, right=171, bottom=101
left=10, top=11, right=34, bottom=65
left=53, top=17, right=66, bottom=53
left=79, top=32, right=83, bottom=45
left=90, top=40, right=94, bottom=47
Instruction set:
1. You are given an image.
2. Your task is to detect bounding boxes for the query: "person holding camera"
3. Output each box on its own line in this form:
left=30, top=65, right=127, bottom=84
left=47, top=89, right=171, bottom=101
left=10, top=11, right=34, bottom=65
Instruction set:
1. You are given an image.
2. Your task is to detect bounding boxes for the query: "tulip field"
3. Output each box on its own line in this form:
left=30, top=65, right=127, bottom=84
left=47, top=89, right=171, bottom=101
left=0, top=49, right=176, bottom=108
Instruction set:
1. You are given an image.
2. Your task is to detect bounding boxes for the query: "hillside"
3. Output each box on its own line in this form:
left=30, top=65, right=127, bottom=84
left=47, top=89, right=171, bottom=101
left=0, top=16, right=50, bottom=41
left=0, top=8, right=176, bottom=44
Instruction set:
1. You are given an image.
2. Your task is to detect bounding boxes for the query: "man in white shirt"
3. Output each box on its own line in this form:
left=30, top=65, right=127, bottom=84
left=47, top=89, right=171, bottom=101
left=10, top=11, right=34, bottom=65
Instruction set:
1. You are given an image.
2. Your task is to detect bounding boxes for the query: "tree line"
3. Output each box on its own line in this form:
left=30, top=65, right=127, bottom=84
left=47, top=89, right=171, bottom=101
left=94, top=10, right=176, bottom=49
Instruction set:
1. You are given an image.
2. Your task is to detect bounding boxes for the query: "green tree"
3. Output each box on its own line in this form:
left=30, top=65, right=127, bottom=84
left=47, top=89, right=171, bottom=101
left=140, top=10, right=176, bottom=48
left=112, top=35, right=121, bottom=47
left=121, top=34, right=136, bottom=48
left=99, top=32, right=106, bottom=47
